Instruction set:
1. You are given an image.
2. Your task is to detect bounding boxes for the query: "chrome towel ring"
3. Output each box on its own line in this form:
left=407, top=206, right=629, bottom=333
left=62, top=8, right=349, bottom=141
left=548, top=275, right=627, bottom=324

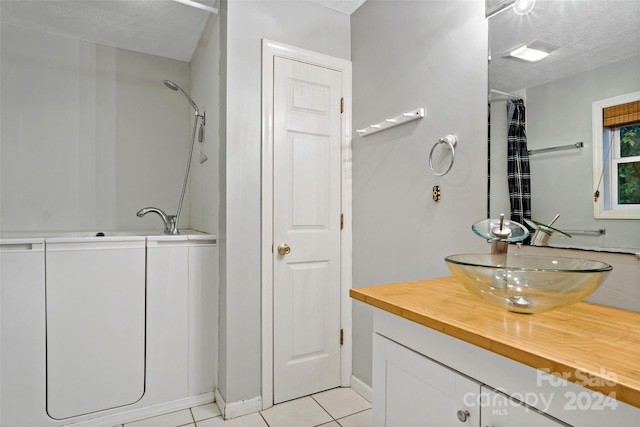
left=429, top=134, right=457, bottom=176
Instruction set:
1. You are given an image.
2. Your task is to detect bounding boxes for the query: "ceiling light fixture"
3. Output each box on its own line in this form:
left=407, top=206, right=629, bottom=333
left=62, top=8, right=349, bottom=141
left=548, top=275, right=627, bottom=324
left=504, top=40, right=558, bottom=62
left=512, top=0, right=536, bottom=16
left=510, top=45, right=548, bottom=61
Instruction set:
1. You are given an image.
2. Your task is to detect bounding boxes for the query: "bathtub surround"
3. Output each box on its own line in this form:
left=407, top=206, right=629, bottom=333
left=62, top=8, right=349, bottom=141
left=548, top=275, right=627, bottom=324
left=0, top=232, right=217, bottom=426
left=0, top=23, right=193, bottom=233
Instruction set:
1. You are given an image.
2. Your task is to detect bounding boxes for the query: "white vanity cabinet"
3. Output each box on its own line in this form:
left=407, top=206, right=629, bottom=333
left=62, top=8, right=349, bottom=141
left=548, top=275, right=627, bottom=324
left=372, top=309, right=639, bottom=427
left=373, top=334, right=480, bottom=426
left=354, top=277, right=640, bottom=427
left=480, top=386, right=565, bottom=427
left=373, top=333, right=566, bottom=427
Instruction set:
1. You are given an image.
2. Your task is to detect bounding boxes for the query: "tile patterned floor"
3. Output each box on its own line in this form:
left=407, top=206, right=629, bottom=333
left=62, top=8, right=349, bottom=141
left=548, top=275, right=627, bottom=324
left=121, top=388, right=371, bottom=427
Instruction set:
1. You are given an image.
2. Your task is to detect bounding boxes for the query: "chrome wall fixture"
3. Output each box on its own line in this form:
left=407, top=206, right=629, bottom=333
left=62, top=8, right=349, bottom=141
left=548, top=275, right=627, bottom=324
left=136, top=80, right=205, bottom=235
left=527, top=142, right=583, bottom=156
left=563, top=229, right=606, bottom=236
left=429, top=134, right=458, bottom=176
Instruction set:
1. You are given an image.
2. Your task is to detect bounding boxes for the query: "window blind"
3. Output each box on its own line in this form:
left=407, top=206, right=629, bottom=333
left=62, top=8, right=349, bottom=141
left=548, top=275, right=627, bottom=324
left=603, top=100, right=640, bottom=127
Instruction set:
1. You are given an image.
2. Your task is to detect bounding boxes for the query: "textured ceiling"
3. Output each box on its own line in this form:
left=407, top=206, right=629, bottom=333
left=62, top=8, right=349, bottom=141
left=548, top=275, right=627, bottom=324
left=0, top=0, right=364, bottom=62
left=4, top=0, right=634, bottom=83
left=0, top=0, right=216, bottom=62
left=305, top=0, right=366, bottom=15
left=490, top=0, right=640, bottom=95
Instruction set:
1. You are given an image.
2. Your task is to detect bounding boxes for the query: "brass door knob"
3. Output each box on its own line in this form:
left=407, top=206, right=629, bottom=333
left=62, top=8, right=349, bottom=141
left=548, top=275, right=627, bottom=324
left=277, top=243, right=291, bottom=255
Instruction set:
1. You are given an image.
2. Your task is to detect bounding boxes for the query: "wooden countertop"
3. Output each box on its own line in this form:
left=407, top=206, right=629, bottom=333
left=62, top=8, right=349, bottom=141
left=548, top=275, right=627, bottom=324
left=350, top=276, right=640, bottom=409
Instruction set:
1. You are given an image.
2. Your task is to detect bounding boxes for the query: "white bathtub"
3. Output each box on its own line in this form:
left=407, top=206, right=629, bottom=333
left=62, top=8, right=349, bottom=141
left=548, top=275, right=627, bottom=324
left=0, top=228, right=212, bottom=239
left=0, top=231, right=218, bottom=427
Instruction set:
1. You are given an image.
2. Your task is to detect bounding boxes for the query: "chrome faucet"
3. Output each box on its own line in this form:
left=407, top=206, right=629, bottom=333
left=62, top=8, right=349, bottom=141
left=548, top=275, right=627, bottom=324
left=136, top=207, right=179, bottom=235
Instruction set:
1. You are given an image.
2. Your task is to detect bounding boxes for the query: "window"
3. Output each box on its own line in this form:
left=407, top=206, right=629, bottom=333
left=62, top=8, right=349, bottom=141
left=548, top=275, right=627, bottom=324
left=593, top=92, right=640, bottom=219
left=611, top=124, right=640, bottom=208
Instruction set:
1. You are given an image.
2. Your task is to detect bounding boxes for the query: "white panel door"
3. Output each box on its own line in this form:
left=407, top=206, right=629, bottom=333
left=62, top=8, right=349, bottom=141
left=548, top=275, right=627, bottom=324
left=273, top=56, right=342, bottom=403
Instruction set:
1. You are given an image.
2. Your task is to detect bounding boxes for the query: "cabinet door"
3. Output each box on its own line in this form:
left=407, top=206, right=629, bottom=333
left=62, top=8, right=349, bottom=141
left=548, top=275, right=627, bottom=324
left=480, top=386, right=567, bottom=426
left=373, top=334, right=480, bottom=427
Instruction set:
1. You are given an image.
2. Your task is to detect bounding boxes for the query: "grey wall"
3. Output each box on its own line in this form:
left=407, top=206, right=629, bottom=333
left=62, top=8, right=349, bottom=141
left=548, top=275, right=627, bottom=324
left=218, top=0, right=350, bottom=404
left=351, top=0, right=489, bottom=388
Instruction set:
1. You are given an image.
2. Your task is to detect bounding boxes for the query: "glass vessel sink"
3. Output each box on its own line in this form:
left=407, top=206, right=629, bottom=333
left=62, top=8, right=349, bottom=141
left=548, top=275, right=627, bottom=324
left=472, top=218, right=529, bottom=243
left=445, top=254, right=612, bottom=314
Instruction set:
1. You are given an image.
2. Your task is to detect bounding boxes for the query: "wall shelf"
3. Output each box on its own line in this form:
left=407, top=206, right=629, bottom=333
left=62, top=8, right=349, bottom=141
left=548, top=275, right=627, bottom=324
left=357, top=108, right=425, bottom=137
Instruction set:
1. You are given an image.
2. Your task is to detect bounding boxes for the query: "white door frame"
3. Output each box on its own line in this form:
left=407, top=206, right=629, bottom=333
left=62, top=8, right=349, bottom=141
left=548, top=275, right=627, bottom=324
left=261, top=39, right=352, bottom=410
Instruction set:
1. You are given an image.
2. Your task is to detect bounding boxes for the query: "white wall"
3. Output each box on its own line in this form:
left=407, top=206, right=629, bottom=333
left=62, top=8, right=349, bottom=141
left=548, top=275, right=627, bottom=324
left=0, top=23, right=191, bottom=233
left=218, top=0, right=350, bottom=404
left=351, top=0, right=489, bottom=388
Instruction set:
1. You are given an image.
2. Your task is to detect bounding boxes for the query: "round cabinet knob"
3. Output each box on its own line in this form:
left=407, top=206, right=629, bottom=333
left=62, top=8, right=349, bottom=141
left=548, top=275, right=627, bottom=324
left=456, top=410, right=470, bottom=422
left=277, top=243, right=291, bottom=255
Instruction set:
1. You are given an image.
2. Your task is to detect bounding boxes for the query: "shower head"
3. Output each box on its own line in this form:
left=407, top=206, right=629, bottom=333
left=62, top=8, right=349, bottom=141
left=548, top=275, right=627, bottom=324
left=164, top=80, right=200, bottom=115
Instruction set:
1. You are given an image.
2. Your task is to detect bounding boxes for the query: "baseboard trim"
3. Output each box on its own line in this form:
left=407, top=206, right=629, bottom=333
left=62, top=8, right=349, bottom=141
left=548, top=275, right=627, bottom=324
left=66, top=393, right=215, bottom=427
left=215, top=389, right=262, bottom=420
left=350, top=375, right=372, bottom=403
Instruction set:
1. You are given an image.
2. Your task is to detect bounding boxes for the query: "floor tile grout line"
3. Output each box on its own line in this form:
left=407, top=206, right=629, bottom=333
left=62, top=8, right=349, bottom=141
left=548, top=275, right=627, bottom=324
left=189, top=406, right=197, bottom=425
left=133, top=390, right=368, bottom=427
left=335, top=407, right=371, bottom=421
left=258, top=409, right=271, bottom=427
left=310, top=394, right=339, bottom=422
left=311, top=392, right=373, bottom=423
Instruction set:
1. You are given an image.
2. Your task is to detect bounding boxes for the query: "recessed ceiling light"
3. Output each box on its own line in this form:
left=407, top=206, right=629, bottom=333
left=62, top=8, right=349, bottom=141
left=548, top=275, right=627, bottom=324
left=504, top=40, right=558, bottom=62
left=513, top=0, right=536, bottom=16
left=510, top=45, right=548, bottom=61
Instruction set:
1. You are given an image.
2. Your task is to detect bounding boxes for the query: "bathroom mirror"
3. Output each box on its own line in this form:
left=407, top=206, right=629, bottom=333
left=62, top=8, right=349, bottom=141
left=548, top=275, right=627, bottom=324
left=488, top=0, right=640, bottom=252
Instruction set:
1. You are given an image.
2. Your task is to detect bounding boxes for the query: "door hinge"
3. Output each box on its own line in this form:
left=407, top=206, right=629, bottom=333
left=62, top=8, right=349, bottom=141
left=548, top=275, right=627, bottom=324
left=340, top=213, right=344, bottom=230
left=340, top=97, right=344, bottom=114
left=340, top=329, right=344, bottom=346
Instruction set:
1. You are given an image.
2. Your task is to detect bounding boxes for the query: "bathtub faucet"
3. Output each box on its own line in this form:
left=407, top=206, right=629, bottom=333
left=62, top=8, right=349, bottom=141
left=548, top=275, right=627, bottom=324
left=136, top=207, right=179, bottom=235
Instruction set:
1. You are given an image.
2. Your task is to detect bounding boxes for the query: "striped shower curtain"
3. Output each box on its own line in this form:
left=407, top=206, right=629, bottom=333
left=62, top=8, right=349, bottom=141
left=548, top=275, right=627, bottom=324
left=507, top=99, right=531, bottom=225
